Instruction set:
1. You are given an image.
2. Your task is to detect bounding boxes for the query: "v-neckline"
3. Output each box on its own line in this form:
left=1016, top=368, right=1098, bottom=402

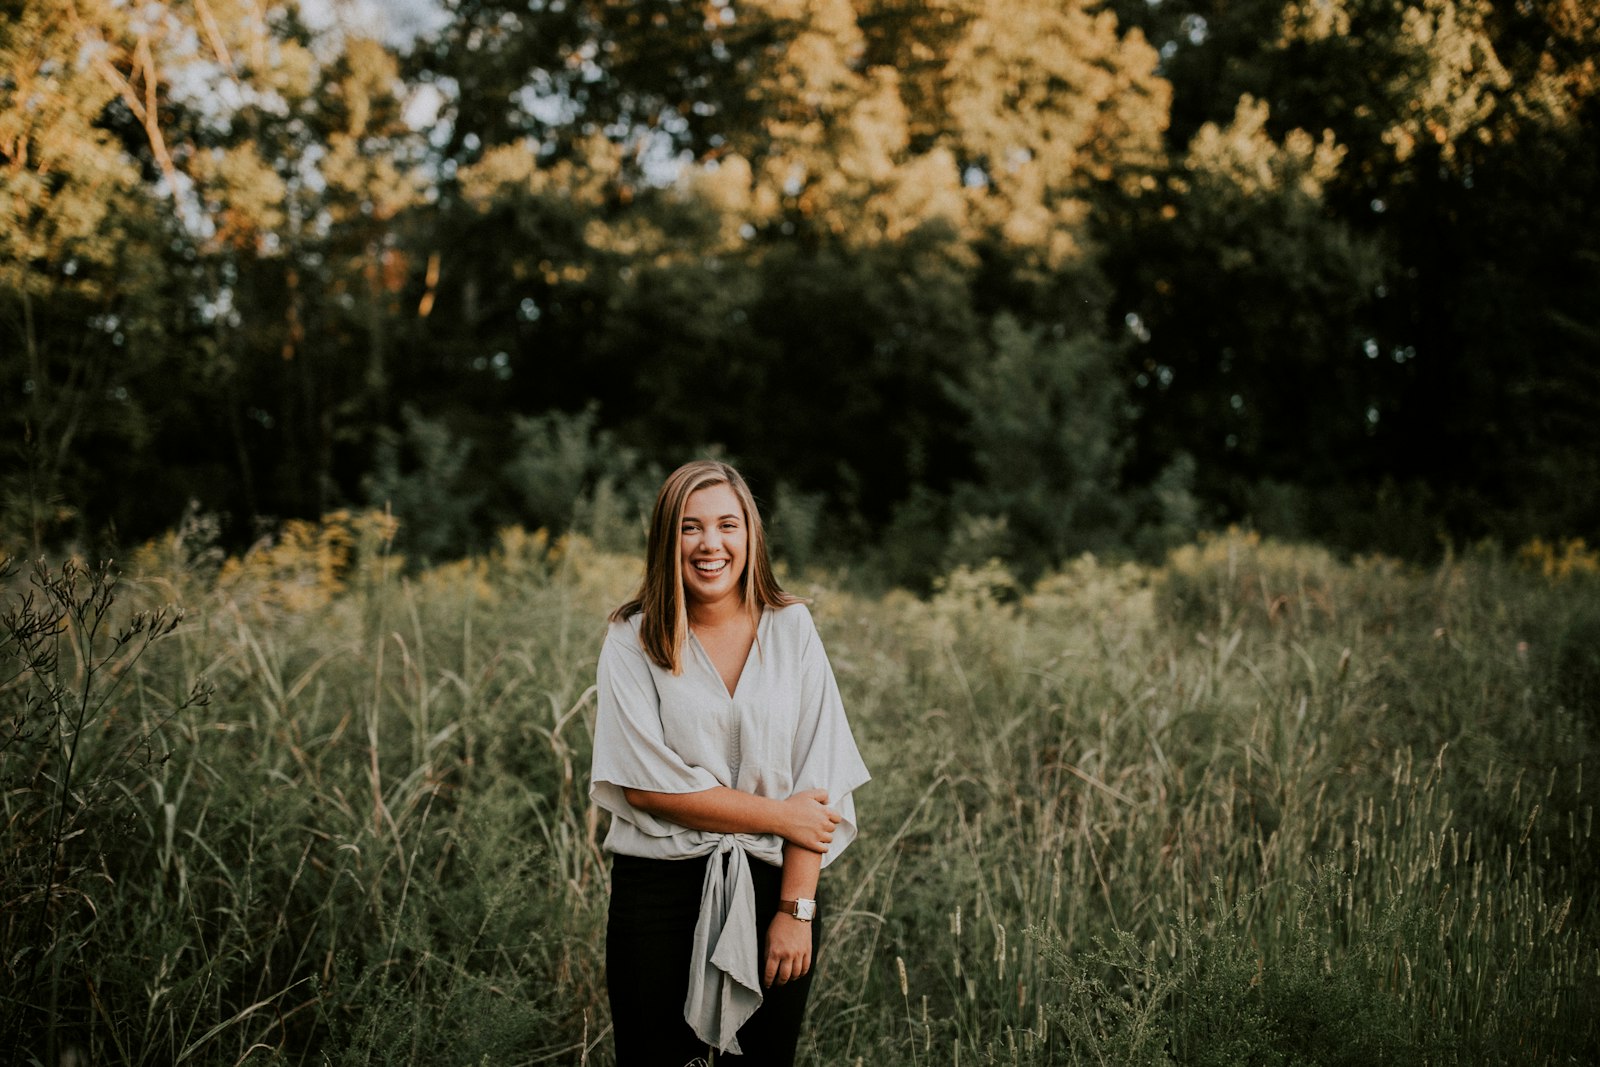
left=690, top=613, right=761, bottom=699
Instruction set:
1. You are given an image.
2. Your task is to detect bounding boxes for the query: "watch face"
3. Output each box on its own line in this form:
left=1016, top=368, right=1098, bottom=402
left=796, top=899, right=816, bottom=921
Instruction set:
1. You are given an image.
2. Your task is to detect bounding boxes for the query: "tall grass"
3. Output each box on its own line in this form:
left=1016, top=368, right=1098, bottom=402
left=1, top=522, right=1594, bottom=1064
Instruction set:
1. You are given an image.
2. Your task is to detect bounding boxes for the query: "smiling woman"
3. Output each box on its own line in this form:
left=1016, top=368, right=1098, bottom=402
left=678, top=482, right=750, bottom=640
left=590, top=460, right=870, bottom=1066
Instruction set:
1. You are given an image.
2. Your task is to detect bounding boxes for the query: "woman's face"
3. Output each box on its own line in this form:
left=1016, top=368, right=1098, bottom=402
left=679, top=482, right=748, bottom=609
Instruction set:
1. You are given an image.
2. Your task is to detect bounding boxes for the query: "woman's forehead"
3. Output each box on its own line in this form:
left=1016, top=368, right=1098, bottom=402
left=683, top=482, right=742, bottom=517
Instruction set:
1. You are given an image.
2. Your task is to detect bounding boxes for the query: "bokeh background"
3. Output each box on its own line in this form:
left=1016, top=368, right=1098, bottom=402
left=5, top=4, right=1600, bottom=1064
left=6, top=0, right=1597, bottom=574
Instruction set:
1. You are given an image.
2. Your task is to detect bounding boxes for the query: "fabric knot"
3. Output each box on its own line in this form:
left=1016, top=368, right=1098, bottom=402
left=684, top=834, right=770, bottom=1052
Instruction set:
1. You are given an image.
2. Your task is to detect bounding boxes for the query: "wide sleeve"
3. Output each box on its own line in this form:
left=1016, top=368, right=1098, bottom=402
left=590, top=622, right=721, bottom=837
left=790, top=610, right=871, bottom=868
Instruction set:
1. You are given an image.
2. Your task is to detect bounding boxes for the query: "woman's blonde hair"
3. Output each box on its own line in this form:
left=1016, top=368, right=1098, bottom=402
left=611, top=459, right=800, bottom=672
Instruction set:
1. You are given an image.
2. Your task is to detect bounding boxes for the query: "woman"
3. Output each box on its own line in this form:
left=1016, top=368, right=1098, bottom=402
left=590, top=460, right=870, bottom=1065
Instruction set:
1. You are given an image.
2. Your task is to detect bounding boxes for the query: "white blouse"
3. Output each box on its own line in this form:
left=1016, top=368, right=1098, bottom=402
left=590, top=602, right=870, bottom=1053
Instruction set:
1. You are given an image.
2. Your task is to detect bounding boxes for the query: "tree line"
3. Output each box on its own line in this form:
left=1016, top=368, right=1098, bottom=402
left=4, top=0, right=1597, bottom=581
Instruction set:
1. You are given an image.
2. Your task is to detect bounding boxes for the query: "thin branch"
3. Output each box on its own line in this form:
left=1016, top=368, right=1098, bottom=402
left=80, top=24, right=183, bottom=204
left=134, top=35, right=182, bottom=194
left=194, top=0, right=236, bottom=72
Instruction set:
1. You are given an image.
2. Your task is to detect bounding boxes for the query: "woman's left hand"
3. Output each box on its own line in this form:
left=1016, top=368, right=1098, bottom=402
left=763, top=914, right=813, bottom=988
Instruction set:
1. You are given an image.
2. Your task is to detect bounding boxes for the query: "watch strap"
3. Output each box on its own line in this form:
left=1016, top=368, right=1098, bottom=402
left=778, top=897, right=816, bottom=921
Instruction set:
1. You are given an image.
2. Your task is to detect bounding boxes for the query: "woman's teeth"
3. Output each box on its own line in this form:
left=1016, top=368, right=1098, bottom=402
left=694, top=560, right=727, bottom=575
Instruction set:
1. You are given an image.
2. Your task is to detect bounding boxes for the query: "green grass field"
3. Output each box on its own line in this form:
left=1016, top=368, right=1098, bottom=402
left=3, top=517, right=1597, bottom=1064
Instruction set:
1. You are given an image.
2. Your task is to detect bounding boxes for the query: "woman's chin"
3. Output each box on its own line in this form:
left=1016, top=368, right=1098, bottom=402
left=686, top=576, right=740, bottom=604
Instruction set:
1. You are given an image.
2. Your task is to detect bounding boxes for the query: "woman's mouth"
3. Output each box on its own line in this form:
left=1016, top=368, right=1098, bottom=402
left=693, top=560, right=728, bottom=577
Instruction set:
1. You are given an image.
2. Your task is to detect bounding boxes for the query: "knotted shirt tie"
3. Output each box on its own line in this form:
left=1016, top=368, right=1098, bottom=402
left=683, top=832, right=780, bottom=1052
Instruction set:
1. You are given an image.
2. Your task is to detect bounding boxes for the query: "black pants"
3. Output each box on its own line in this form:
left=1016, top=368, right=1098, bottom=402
left=607, top=853, right=821, bottom=1067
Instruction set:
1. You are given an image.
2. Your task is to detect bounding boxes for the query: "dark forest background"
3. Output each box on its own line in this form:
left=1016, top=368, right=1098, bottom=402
left=5, top=0, right=1598, bottom=583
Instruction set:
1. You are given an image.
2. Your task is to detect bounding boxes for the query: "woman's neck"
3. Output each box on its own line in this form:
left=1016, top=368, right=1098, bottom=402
left=688, top=593, right=747, bottom=631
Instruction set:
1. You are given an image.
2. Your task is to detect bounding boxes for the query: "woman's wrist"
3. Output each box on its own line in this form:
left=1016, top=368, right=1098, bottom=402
left=765, top=794, right=790, bottom=838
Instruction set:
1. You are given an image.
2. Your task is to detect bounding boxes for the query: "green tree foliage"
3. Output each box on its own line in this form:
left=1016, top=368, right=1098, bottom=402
left=0, top=0, right=172, bottom=547
left=1103, top=0, right=1600, bottom=548
left=3, top=0, right=427, bottom=546
left=948, top=314, right=1131, bottom=574
left=400, top=0, right=1168, bottom=562
left=1103, top=94, right=1384, bottom=525
left=3, top=0, right=1597, bottom=571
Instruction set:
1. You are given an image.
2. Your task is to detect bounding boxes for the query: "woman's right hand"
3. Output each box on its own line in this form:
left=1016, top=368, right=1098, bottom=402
left=776, top=789, right=842, bottom=853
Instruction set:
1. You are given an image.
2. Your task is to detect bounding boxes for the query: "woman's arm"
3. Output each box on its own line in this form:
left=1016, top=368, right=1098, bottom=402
left=764, top=843, right=822, bottom=987
left=622, top=785, right=842, bottom=853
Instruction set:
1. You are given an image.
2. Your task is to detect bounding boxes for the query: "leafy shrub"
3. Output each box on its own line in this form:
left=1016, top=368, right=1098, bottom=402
left=504, top=403, right=659, bottom=552
left=365, top=405, right=485, bottom=561
left=948, top=314, right=1132, bottom=577
left=1157, top=527, right=1347, bottom=633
